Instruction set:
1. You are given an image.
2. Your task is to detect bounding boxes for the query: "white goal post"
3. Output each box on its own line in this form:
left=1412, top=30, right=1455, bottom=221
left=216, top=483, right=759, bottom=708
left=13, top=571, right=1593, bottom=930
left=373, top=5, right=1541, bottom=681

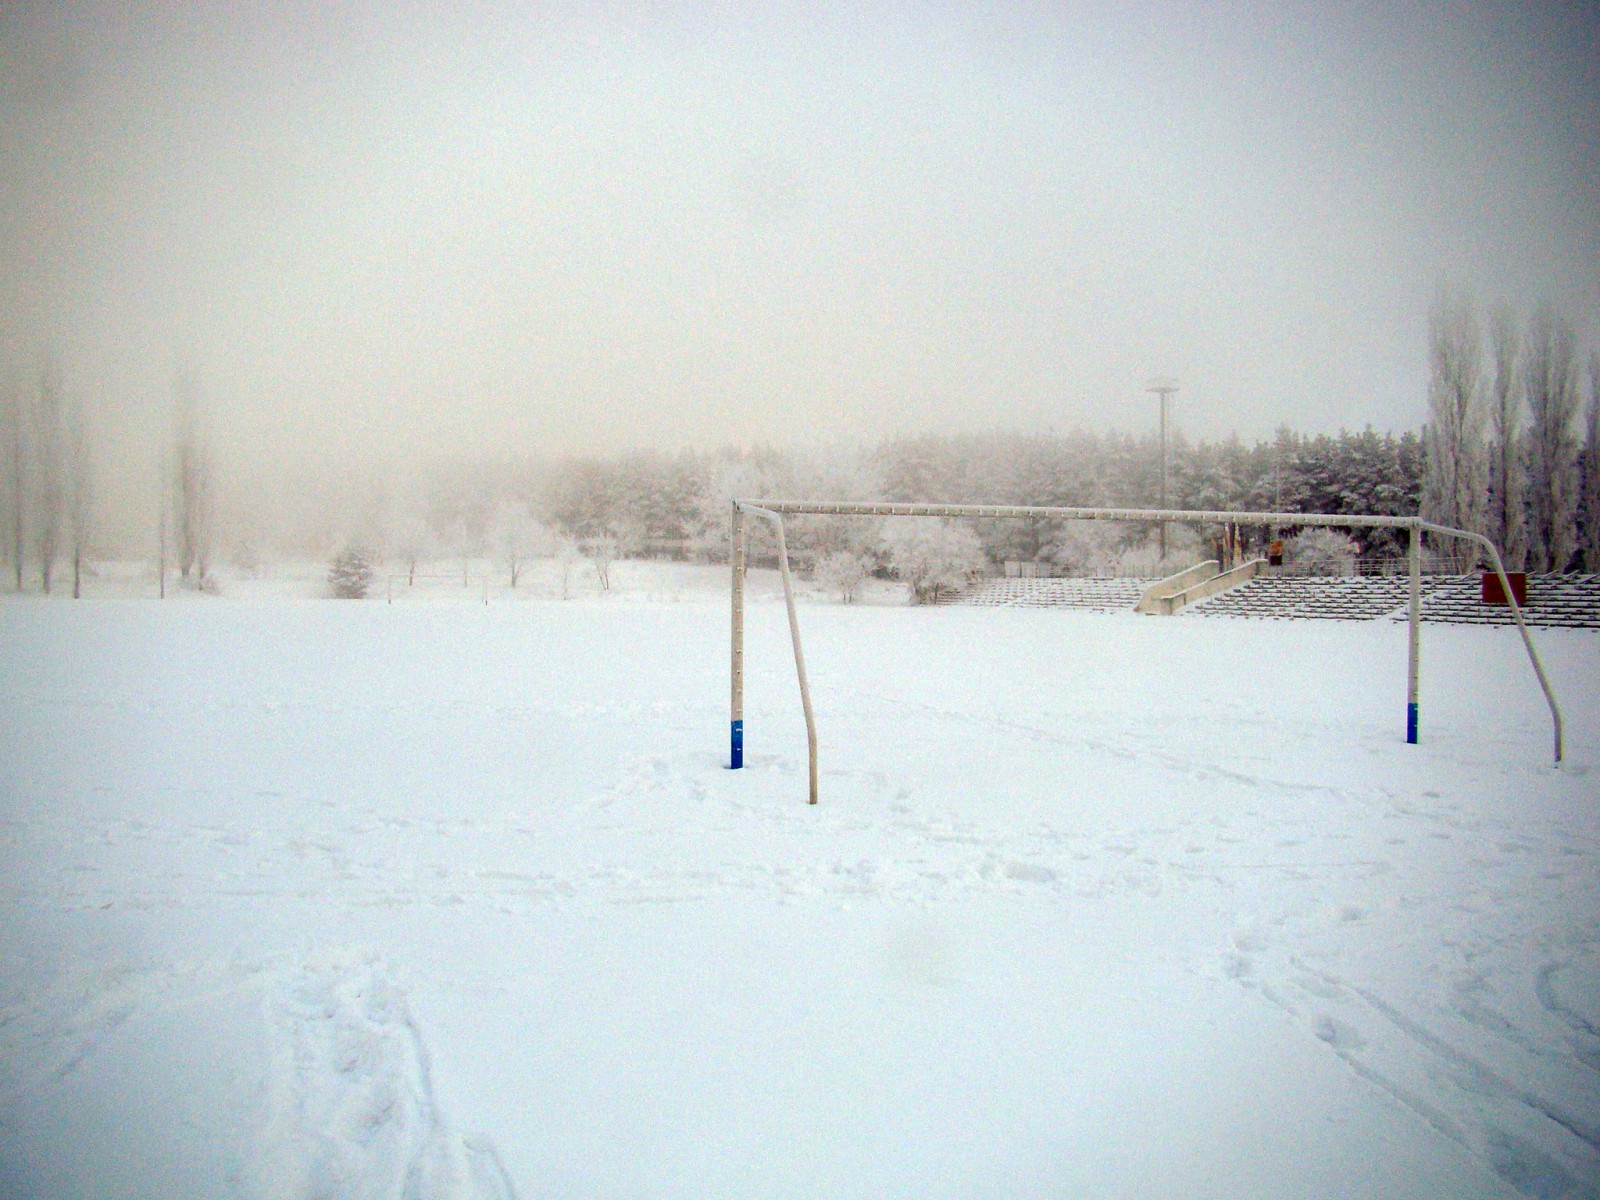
left=729, top=500, right=1565, bottom=805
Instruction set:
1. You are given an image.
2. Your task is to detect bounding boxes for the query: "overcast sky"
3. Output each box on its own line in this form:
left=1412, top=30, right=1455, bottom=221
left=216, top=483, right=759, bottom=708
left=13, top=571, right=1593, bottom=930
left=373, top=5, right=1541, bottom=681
left=2, top=2, right=1597, bottom=510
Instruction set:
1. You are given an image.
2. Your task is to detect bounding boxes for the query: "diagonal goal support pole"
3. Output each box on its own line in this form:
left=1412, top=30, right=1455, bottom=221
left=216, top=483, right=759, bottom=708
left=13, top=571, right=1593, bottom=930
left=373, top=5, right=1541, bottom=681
left=729, top=500, right=1563, bottom=804
left=735, top=502, right=819, bottom=803
left=1419, top=521, right=1563, bottom=764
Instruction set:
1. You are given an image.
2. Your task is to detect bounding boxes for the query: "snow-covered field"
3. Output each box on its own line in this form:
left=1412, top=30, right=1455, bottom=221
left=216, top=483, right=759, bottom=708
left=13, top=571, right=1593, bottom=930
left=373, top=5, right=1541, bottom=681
left=1, top=567, right=1597, bottom=1199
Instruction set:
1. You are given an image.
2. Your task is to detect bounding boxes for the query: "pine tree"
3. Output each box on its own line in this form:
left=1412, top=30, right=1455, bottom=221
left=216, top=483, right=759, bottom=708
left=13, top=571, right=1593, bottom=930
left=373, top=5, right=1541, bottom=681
left=329, top=546, right=374, bottom=599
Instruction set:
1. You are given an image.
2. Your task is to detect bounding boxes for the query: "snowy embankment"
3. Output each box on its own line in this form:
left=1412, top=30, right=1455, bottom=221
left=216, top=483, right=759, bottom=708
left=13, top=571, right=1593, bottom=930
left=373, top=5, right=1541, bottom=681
left=0, top=578, right=1596, bottom=1199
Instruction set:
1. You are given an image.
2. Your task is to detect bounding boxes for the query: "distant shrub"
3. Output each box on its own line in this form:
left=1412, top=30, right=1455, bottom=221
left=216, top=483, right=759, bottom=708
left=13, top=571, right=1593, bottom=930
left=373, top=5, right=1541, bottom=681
left=813, top=549, right=873, bottom=603
left=329, top=546, right=374, bottom=599
left=879, top=518, right=986, bottom=604
left=1287, top=528, right=1359, bottom=575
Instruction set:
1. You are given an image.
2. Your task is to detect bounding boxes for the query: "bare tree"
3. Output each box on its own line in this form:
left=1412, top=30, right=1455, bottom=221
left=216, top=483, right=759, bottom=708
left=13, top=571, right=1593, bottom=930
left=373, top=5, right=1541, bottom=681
left=4, top=386, right=25, bottom=591
left=447, top=516, right=484, bottom=588
left=66, top=388, right=92, bottom=598
left=554, top=533, right=581, bottom=599
left=1484, top=301, right=1527, bottom=569
left=1523, top=306, right=1582, bottom=571
left=390, top=510, right=436, bottom=587
left=587, top=533, right=617, bottom=591
left=1582, top=351, right=1600, bottom=572
left=172, top=372, right=214, bottom=585
left=156, top=462, right=169, bottom=599
left=32, top=362, right=64, bottom=593
left=1420, top=283, right=1485, bottom=551
left=490, top=500, right=545, bottom=588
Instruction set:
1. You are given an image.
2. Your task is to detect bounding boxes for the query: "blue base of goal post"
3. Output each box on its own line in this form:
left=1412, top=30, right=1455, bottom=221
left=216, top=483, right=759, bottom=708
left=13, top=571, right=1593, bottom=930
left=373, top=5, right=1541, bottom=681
left=1407, top=703, right=1418, bottom=745
left=730, top=720, right=743, bottom=769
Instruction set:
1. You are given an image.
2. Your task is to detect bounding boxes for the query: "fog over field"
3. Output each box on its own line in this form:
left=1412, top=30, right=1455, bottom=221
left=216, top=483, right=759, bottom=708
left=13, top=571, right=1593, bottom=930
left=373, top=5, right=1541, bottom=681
left=3, top=10, right=1600, bottom=1194
left=2, top=3, right=1597, bottom=546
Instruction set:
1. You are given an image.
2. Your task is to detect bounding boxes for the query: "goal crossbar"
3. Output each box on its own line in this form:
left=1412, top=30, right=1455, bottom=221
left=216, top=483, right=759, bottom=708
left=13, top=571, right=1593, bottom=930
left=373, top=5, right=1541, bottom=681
left=734, top=499, right=1421, bottom=528
left=729, top=500, right=1564, bottom=805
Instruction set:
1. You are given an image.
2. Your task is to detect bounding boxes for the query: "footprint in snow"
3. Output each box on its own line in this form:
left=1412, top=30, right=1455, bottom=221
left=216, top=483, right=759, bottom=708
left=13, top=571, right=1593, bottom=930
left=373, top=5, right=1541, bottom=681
left=254, top=959, right=515, bottom=1200
left=1003, top=861, right=1057, bottom=885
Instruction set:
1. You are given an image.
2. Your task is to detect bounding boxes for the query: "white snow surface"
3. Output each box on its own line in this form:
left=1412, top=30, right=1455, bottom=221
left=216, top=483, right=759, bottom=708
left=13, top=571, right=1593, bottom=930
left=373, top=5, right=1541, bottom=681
left=1, top=566, right=1597, bottom=1199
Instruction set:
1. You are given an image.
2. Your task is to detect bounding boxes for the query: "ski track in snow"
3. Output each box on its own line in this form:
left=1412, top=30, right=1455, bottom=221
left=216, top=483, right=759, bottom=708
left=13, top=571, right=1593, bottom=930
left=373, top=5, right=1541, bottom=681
left=1227, top=854, right=1600, bottom=1199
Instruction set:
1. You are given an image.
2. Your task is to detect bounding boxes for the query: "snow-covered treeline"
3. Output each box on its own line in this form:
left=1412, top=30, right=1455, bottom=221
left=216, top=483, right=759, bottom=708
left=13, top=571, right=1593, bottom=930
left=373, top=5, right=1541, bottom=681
left=6, top=422, right=1441, bottom=590
left=1422, top=284, right=1600, bottom=572
left=289, top=426, right=1428, bottom=589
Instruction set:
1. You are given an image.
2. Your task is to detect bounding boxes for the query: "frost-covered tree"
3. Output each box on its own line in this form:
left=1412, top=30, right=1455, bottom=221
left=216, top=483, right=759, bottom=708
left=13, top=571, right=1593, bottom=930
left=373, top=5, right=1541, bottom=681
left=587, top=533, right=618, bottom=591
left=1523, top=307, right=1582, bottom=571
left=66, top=388, right=92, bottom=599
left=543, top=457, right=620, bottom=542
left=607, top=513, right=649, bottom=561
left=31, top=364, right=65, bottom=592
left=782, top=445, right=881, bottom=567
left=1287, top=528, right=1360, bottom=576
left=1041, top=521, right=1125, bottom=576
left=1421, top=283, right=1485, bottom=548
left=172, top=373, right=214, bottom=585
left=879, top=517, right=985, bottom=603
left=553, top=532, right=582, bottom=600
left=490, top=500, right=546, bottom=588
left=813, top=549, right=873, bottom=603
left=1484, top=302, right=1528, bottom=569
left=687, top=450, right=787, bottom=565
left=1581, top=352, right=1600, bottom=572
left=3, top=386, right=26, bottom=591
left=434, top=515, right=485, bottom=588
left=389, top=510, right=437, bottom=587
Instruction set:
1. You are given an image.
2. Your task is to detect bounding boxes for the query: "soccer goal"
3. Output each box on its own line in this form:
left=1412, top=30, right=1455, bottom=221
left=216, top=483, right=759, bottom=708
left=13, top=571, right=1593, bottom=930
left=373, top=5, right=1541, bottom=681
left=728, top=500, right=1565, bottom=805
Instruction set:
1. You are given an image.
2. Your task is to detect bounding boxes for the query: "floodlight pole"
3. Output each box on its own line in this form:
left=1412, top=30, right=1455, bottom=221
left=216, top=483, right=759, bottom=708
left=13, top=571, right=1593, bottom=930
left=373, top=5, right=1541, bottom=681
left=1146, top=380, right=1179, bottom=561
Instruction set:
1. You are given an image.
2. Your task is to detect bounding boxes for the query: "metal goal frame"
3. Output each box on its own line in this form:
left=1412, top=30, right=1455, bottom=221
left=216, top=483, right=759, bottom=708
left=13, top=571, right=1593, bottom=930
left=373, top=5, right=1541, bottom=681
left=729, top=500, right=1564, bottom=805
